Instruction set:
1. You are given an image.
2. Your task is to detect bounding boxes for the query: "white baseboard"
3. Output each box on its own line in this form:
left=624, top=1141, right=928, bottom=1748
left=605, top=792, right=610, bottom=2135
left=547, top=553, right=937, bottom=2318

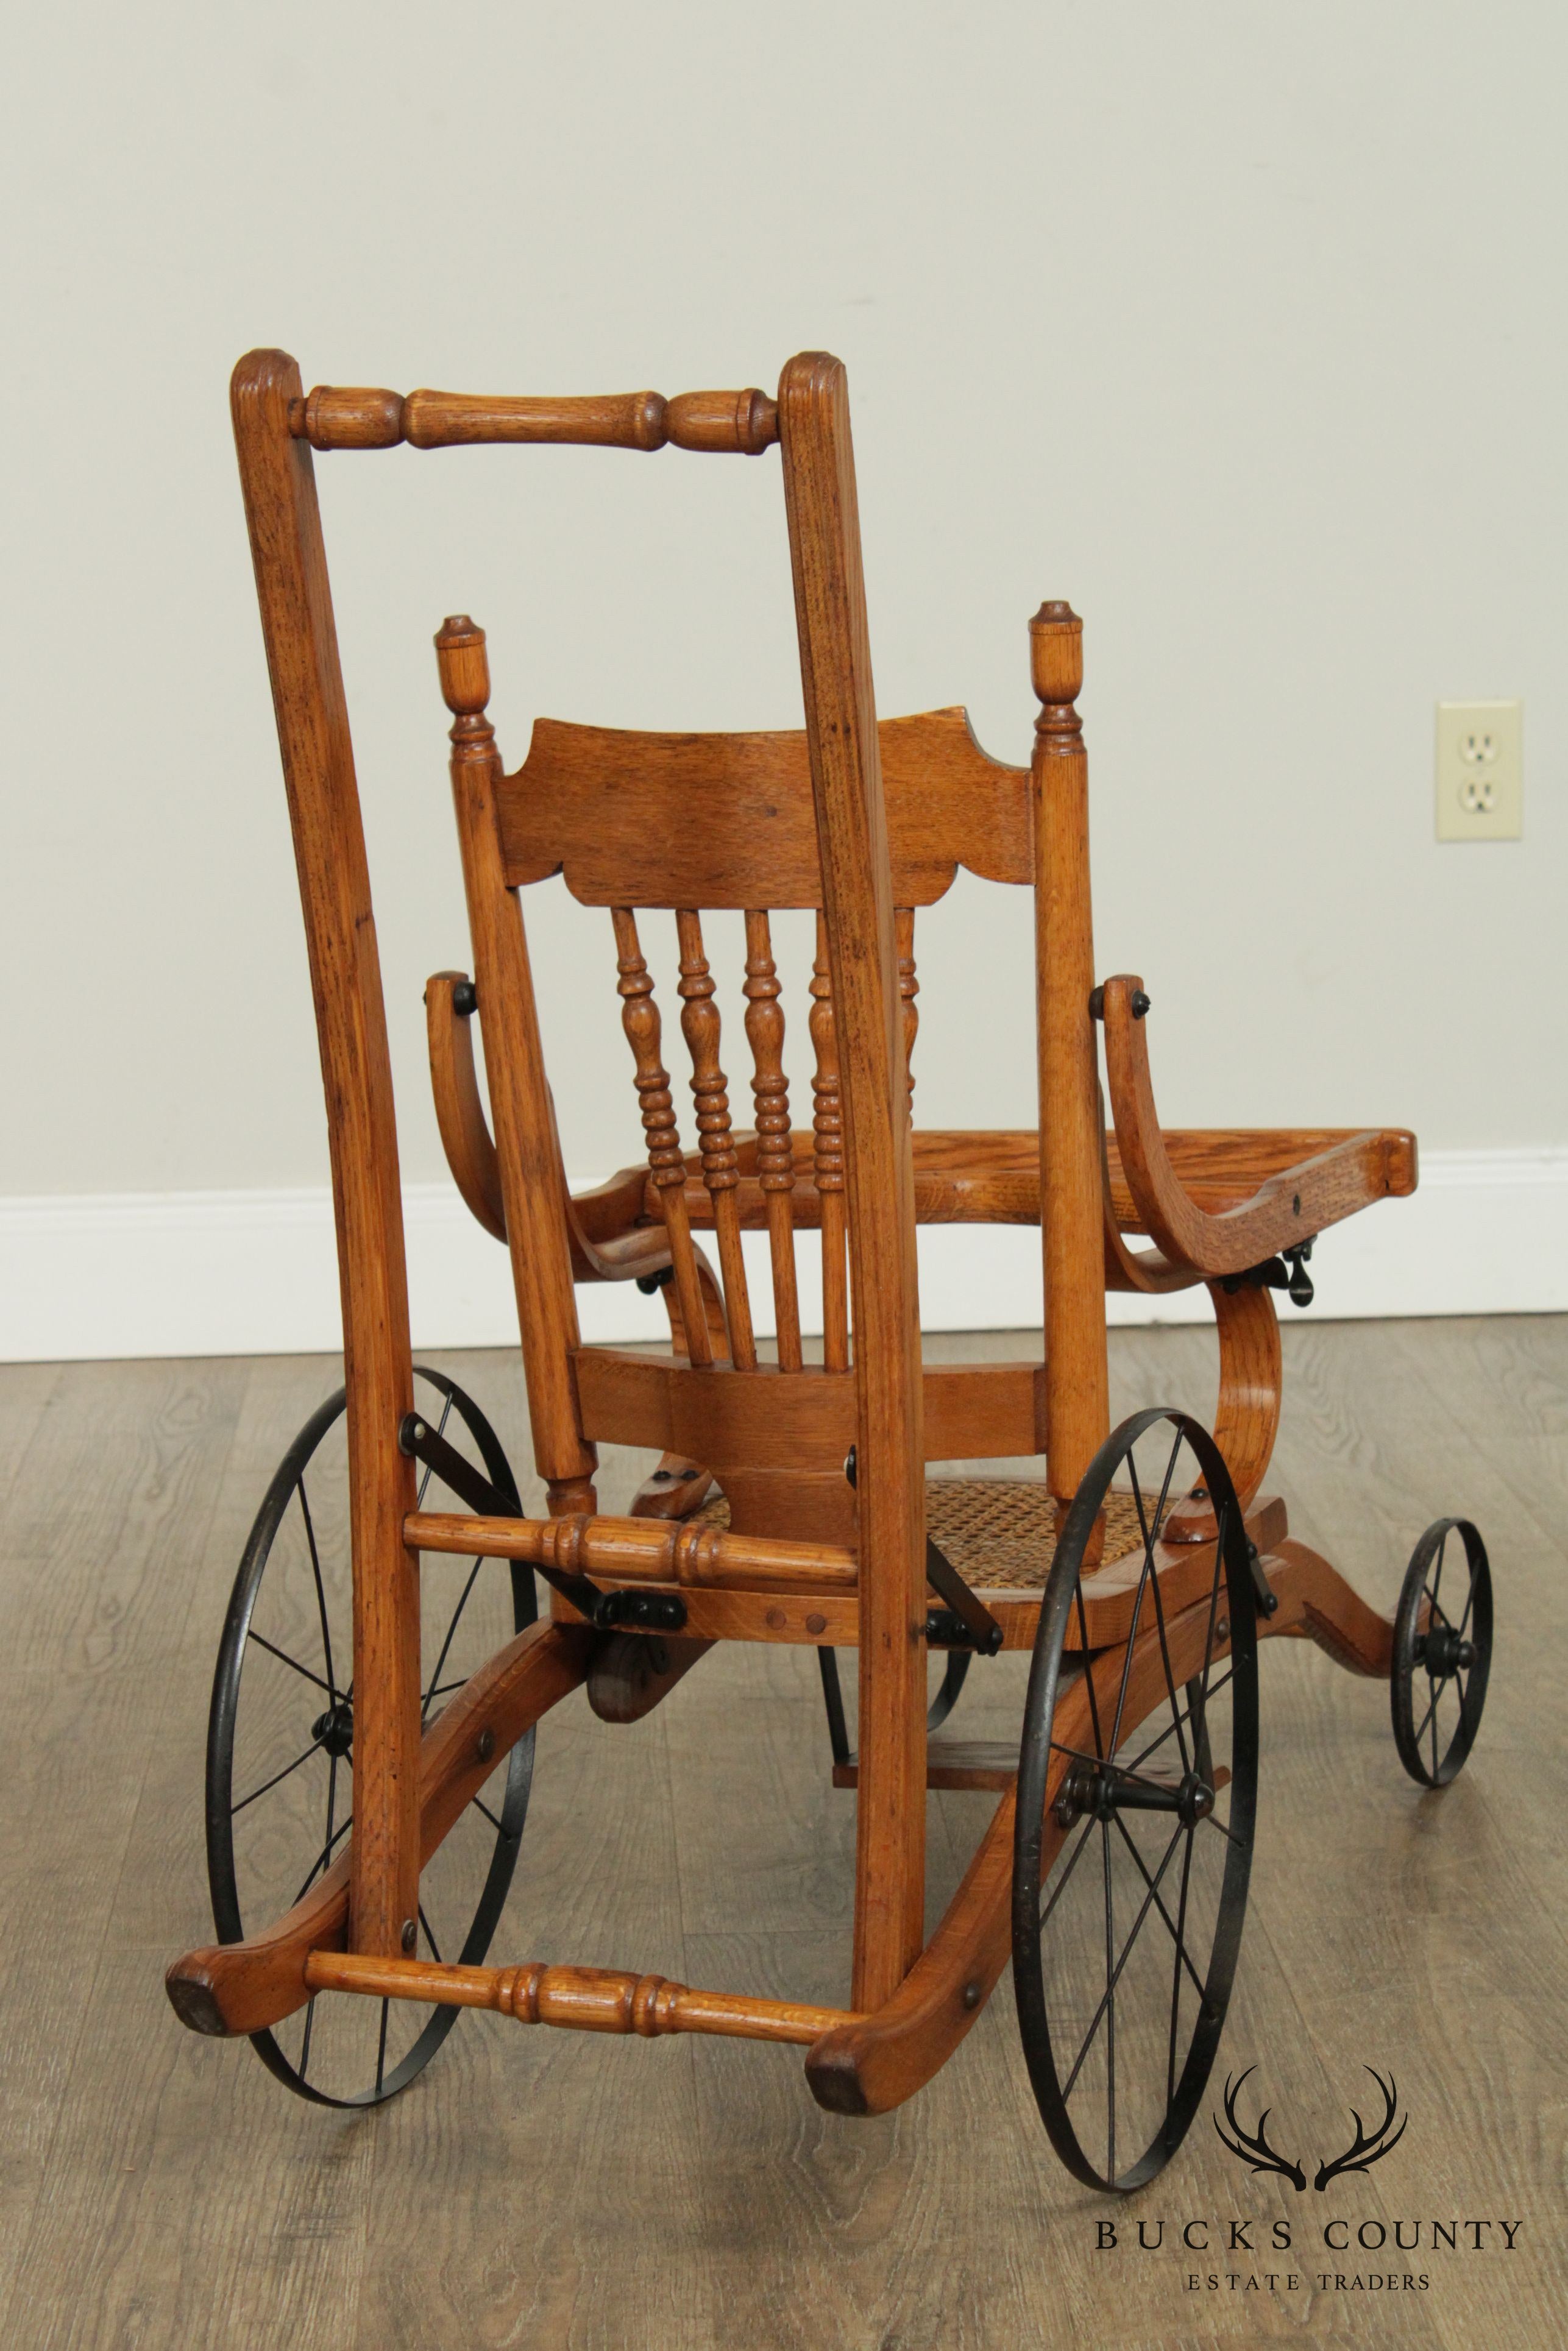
left=1, top=1149, right=1563, bottom=1363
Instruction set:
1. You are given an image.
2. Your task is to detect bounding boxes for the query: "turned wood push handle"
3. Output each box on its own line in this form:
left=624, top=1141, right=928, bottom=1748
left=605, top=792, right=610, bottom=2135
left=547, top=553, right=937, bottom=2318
left=289, top=384, right=779, bottom=455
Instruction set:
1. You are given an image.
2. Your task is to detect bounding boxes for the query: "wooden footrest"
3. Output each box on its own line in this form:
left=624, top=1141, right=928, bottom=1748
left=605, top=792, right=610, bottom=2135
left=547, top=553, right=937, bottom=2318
left=833, top=1739, right=1019, bottom=1793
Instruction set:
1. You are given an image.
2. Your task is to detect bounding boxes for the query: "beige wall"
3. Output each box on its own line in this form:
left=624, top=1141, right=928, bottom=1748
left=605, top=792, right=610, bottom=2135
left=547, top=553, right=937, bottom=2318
left=5, top=1, right=1564, bottom=1213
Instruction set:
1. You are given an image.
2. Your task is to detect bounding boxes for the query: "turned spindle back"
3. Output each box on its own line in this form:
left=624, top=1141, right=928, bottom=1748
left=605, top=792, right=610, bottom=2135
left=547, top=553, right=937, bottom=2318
left=436, top=639, right=1034, bottom=1386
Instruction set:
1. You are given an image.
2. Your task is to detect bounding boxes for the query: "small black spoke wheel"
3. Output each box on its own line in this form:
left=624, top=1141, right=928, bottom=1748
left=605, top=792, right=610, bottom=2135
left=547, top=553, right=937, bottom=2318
left=1391, top=1518, right=1491, bottom=1790
left=1013, top=1408, right=1260, bottom=2194
left=207, top=1366, right=536, bottom=2107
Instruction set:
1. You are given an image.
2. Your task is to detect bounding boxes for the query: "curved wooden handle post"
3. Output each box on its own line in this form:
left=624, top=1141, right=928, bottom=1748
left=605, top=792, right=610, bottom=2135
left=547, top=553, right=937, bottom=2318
left=779, top=350, right=927, bottom=2012
left=1102, top=974, right=1357, bottom=1276
left=230, top=349, right=420, bottom=1962
left=291, top=385, right=779, bottom=454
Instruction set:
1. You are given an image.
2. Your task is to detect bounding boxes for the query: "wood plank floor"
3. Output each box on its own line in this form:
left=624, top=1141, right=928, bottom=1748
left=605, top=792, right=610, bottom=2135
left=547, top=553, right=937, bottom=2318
left=0, top=1319, right=1563, bottom=2349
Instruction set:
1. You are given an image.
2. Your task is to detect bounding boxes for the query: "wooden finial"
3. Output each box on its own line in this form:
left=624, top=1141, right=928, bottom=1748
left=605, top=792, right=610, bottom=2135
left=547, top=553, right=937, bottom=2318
left=435, top=615, right=491, bottom=717
left=1029, top=600, right=1083, bottom=714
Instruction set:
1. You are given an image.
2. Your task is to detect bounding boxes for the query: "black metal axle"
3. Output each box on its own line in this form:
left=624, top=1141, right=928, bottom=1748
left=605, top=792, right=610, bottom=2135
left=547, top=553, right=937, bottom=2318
left=310, top=1700, right=354, bottom=1758
left=1416, top=1623, right=1476, bottom=1678
left=1054, top=1760, right=1216, bottom=1832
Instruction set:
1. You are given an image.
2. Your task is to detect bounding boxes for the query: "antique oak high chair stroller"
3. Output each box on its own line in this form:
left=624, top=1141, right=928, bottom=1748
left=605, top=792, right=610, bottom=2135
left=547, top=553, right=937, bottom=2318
left=167, top=348, right=1492, bottom=2193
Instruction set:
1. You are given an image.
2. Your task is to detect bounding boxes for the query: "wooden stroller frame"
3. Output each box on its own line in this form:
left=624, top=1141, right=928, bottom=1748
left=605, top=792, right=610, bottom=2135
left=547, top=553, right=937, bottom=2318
left=168, top=347, right=1454, bottom=2138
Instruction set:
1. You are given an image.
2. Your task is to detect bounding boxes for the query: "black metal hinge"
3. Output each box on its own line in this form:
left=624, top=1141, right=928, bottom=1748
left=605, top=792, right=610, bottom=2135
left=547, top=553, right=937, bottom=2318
left=843, top=1446, right=1003, bottom=1656
left=1222, top=1239, right=1314, bottom=1309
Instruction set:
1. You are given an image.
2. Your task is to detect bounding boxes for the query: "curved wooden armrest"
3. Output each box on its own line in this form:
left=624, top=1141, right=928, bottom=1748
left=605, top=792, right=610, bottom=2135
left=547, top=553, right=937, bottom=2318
left=426, top=973, right=674, bottom=1285
left=1096, top=1091, right=1197, bottom=1294
left=1101, top=973, right=1410, bottom=1278
left=427, top=970, right=507, bottom=1241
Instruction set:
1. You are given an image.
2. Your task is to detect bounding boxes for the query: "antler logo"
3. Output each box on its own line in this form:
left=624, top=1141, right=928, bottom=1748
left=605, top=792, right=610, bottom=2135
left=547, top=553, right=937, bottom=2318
left=1213, top=2066, right=1407, bottom=2193
left=1213, top=2067, right=1307, bottom=2190
left=1312, top=2068, right=1407, bottom=2192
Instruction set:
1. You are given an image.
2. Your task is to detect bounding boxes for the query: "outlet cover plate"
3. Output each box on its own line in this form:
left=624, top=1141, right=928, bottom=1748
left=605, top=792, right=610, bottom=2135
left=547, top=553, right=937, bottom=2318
left=1436, top=699, right=1522, bottom=840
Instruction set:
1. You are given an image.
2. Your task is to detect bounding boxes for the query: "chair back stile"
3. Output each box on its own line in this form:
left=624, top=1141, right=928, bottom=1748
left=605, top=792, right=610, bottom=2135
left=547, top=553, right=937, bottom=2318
left=439, top=619, right=600, bottom=1515
left=1031, top=603, right=1112, bottom=1509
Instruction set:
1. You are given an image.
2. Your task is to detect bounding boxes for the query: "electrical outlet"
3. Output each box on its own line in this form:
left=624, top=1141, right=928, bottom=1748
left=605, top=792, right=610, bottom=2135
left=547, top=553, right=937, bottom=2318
left=1435, top=700, right=1522, bottom=840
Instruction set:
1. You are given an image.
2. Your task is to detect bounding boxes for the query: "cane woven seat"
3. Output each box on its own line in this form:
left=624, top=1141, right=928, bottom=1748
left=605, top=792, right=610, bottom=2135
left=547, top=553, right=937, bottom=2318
left=694, top=1481, right=1157, bottom=1590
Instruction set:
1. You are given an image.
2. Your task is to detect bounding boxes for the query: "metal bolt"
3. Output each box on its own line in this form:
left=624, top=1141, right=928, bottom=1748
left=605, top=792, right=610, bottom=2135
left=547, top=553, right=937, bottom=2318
left=1130, top=989, right=1151, bottom=1018
left=476, top=1728, right=495, bottom=1764
left=962, top=1980, right=982, bottom=2011
left=1216, top=1617, right=1229, bottom=1641
left=400, top=1918, right=417, bottom=1954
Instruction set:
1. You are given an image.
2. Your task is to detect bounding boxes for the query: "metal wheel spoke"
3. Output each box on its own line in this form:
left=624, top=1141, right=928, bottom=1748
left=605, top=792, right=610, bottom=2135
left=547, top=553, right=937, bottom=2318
left=245, top=1629, right=332, bottom=1694
left=1110, top=1811, right=1208, bottom=2007
left=470, top=1791, right=505, bottom=1835
left=1049, top=1739, right=1162, bottom=1793
left=414, top=1392, right=456, bottom=1509
left=1107, top=1432, right=1183, bottom=1760
left=1411, top=1678, right=1441, bottom=1753
left=1166, top=1825, right=1196, bottom=2109
left=1425, top=1583, right=1455, bottom=1634
left=296, top=1475, right=337, bottom=1702
left=1456, top=1573, right=1478, bottom=1643
left=232, top=1734, right=325, bottom=1816
left=1060, top=1821, right=1186, bottom=2104
left=292, top=1808, right=353, bottom=1906
left=1430, top=1530, right=1447, bottom=1626
left=1198, top=1501, right=1229, bottom=1704
left=1197, top=1809, right=1246, bottom=1851
left=298, top=1995, right=316, bottom=2084
left=1140, top=1464, right=1192, bottom=1776
left=419, top=1904, right=442, bottom=1963
left=374, top=1999, right=390, bottom=2097
left=422, top=1556, right=484, bottom=1723
left=1123, top=1668, right=1233, bottom=1779
left=1040, top=1815, right=1097, bottom=1928
left=1074, top=1579, right=1104, bottom=1759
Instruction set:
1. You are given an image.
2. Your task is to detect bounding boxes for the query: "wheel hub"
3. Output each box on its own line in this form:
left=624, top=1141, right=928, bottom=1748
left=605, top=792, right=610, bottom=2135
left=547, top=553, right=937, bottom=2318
left=1416, top=1625, right=1475, bottom=1679
left=1053, top=1760, right=1215, bottom=1831
left=311, top=1699, right=354, bottom=1758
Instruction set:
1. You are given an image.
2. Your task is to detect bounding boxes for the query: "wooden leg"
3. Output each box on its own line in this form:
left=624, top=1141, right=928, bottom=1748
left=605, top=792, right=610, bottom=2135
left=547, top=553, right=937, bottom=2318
left=349, top=1400, right=424, bottom=1959
left=1164, top=1279, right=1283, bottom=1541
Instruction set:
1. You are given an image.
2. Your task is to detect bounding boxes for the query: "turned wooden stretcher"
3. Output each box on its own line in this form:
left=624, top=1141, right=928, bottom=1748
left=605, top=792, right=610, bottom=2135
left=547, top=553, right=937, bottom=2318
left=167, top=349, right=1490, bottom=2189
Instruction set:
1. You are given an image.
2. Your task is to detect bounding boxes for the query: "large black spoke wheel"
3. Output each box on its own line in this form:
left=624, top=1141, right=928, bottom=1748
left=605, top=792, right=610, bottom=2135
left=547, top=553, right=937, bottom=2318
left=1013, top=1408, right=1260, bottom=2194
left=1391, top=1517, right=1491, bottom=1789
left=207, top=1366, right=536, bottom=2107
